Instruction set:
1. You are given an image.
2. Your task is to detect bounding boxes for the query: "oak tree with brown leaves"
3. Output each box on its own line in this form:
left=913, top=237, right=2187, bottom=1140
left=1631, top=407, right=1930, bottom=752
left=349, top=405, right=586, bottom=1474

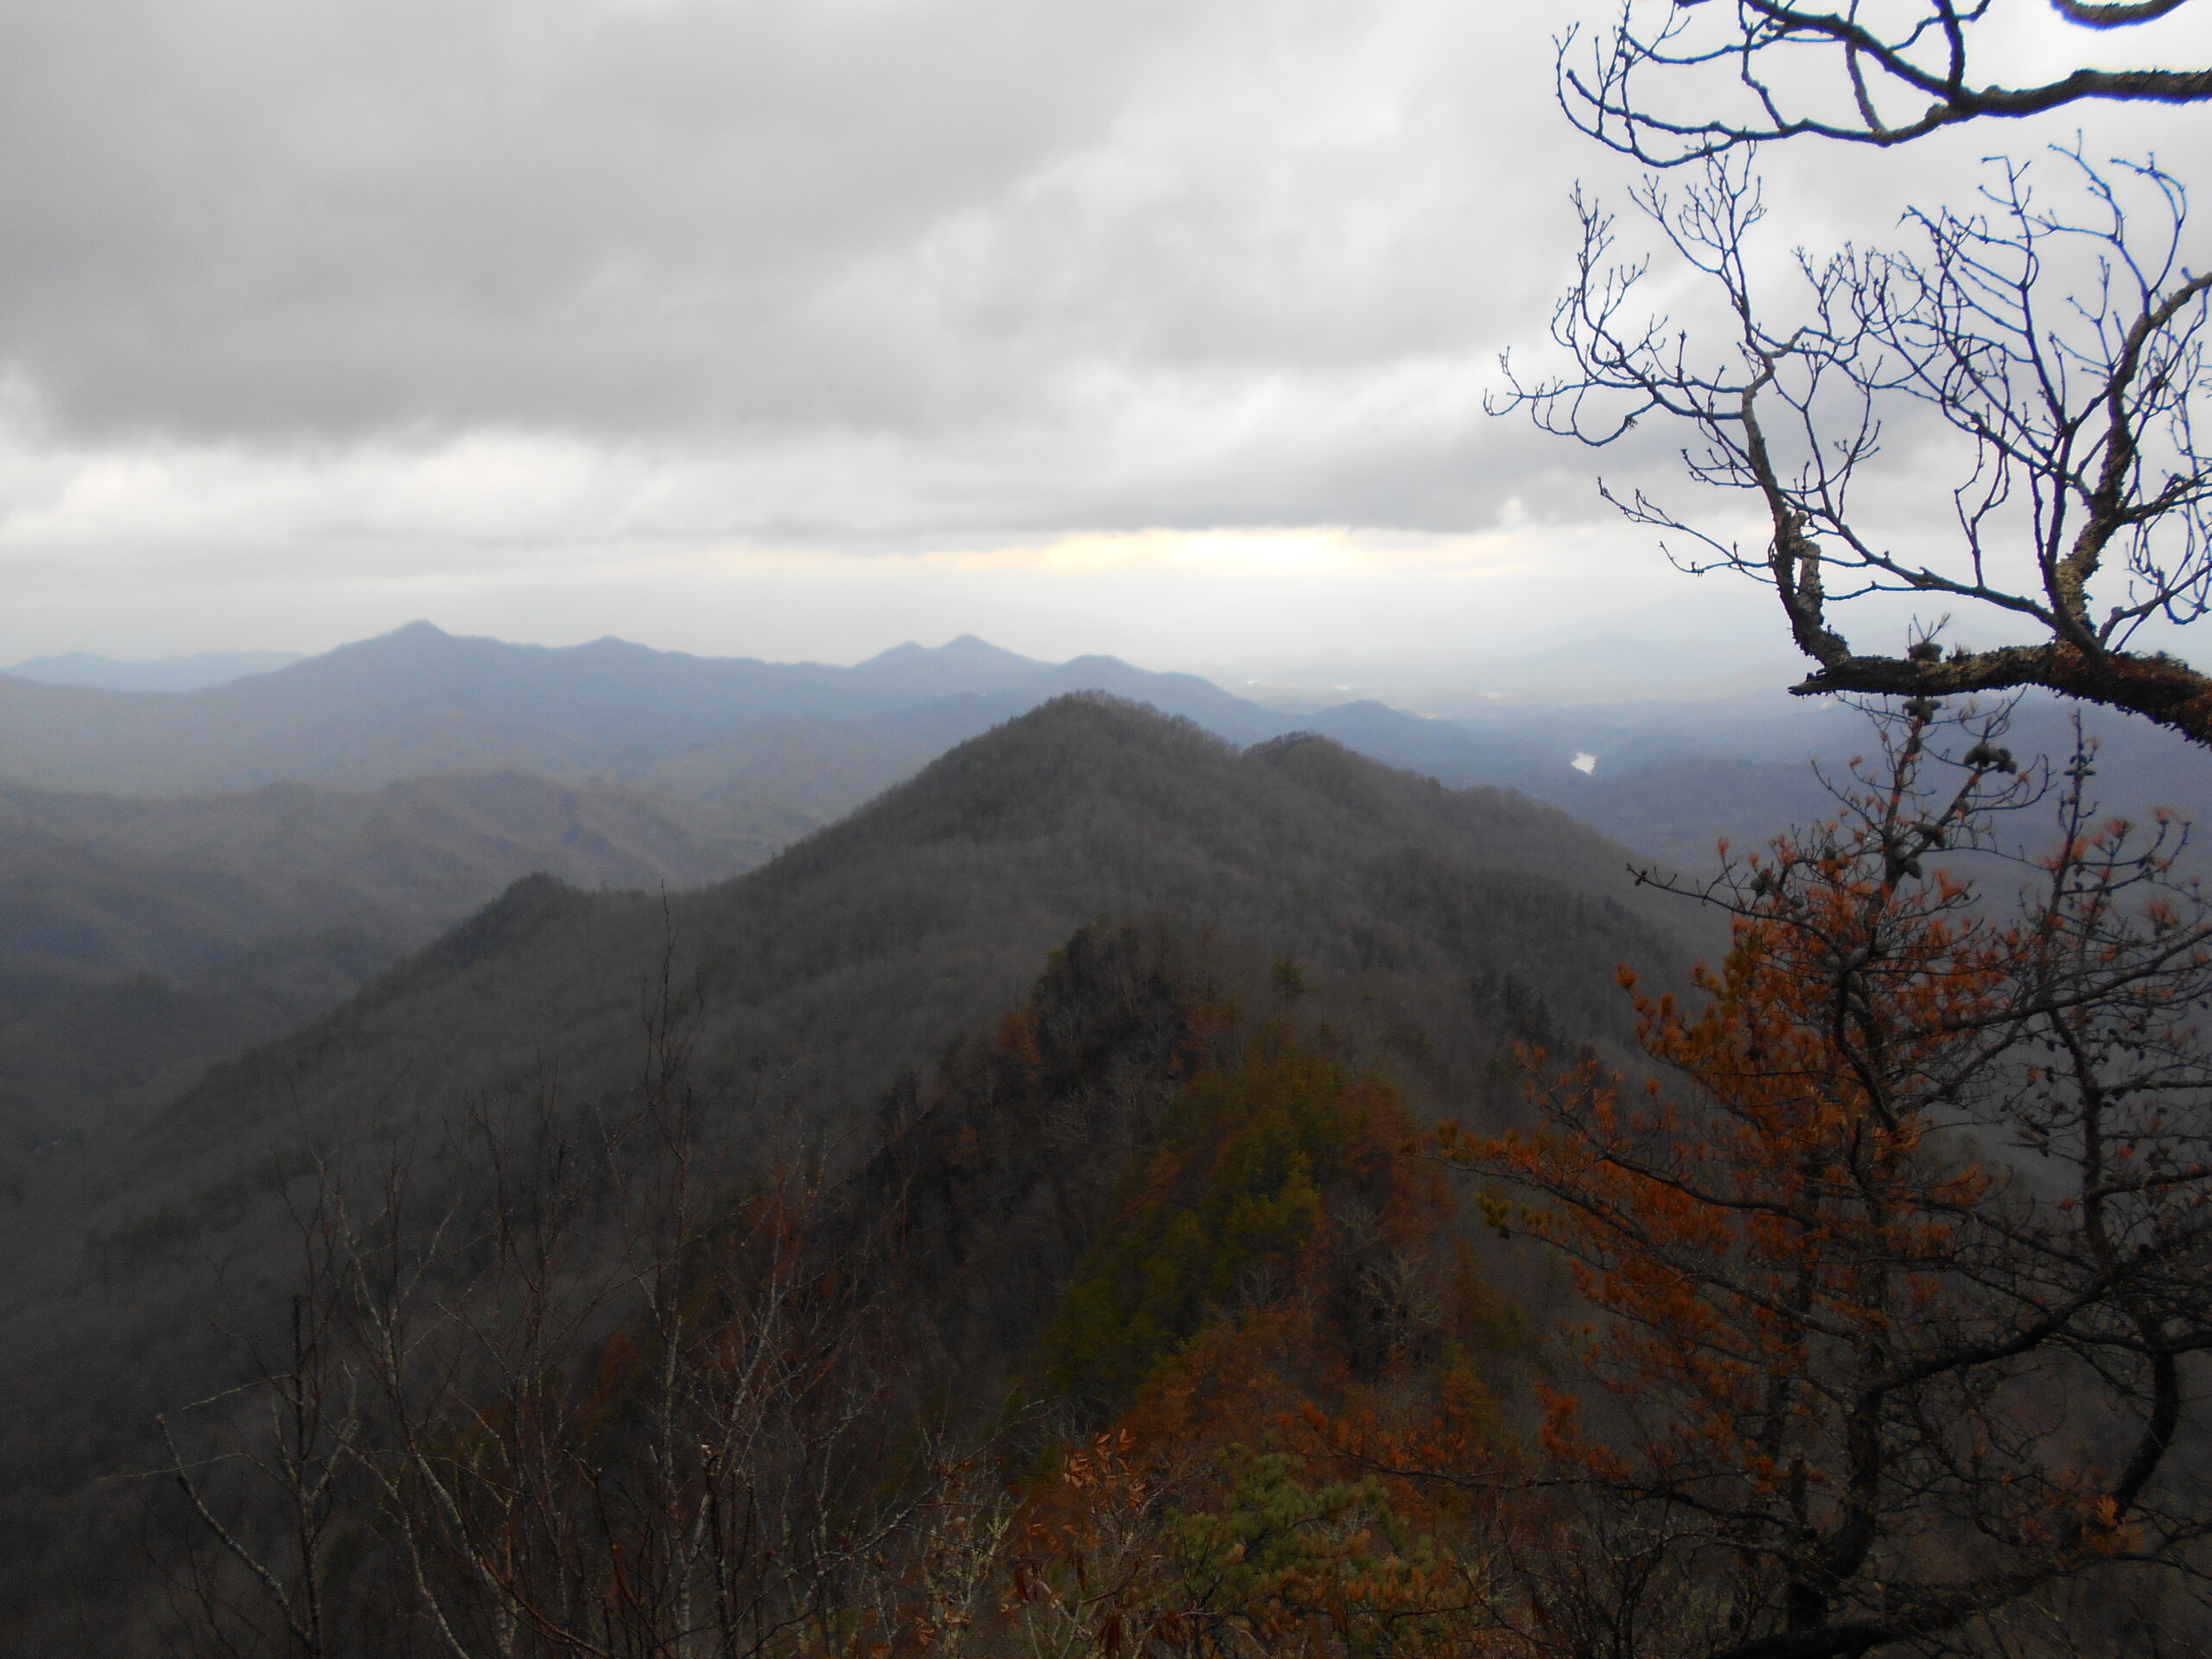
left=1442, top=701, right=2212, bottom=1658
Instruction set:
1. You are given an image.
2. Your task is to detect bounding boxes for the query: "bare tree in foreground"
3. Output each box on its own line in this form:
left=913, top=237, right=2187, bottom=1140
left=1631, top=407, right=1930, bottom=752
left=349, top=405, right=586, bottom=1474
left=1496, top=144, right=2212, bottom=744
left=1560, top=0, right=2211, bottom=166
left=1503, top=2, right=2212, bottom=738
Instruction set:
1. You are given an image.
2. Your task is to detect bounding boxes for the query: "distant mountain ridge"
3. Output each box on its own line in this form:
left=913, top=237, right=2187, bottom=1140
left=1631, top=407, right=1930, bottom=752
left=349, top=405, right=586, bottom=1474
left=6, top=623, right=2198, bottom=872
left=0, top=767, right=806, bottom=988
left=0, top=627, right=1325, bottom=1190
left=0, top=622, right=1293, bottom=797
left=0, top=622, right=1854, bottom=847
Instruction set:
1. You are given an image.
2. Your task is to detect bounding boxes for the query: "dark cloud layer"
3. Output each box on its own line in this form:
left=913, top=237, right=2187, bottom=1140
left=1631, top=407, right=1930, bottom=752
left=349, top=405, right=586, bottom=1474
left=0, top=1, right=1655, bottom=546
left=0, top=0, right=2200, bottom=615
left=0, top=7, right=1516, bottom=428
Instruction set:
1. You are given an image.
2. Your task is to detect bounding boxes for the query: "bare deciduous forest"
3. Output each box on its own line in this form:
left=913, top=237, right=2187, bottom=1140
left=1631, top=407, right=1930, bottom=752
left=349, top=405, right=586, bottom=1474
left=0, top=696, right=1699, bottom=1649
left=0, top=683, right=2202, bottom=1656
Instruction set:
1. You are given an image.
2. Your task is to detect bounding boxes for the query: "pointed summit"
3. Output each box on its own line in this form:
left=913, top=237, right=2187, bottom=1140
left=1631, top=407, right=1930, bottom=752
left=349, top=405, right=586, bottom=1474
left=847, top=634, right=1042, bottom=694
left=344, top=620, right=456, bottom=652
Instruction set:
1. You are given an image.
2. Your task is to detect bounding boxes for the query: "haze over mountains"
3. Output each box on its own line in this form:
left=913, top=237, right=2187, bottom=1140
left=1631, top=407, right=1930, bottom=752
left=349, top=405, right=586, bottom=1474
left=0, top=625, right=1310, bottom=1160
left=0, top=623, right=1283, bottom=798
left=2, top=613, right=2196, bottom=1246
left=4, top=649, right=305, bottom=693
left=0, top=770, right=810, bottom=1175
left=16, top=623, right=2196, bottom=849
left=3, top=620, right=2198, bottom=1180
left=1, top=616, right=2203, bottom=1649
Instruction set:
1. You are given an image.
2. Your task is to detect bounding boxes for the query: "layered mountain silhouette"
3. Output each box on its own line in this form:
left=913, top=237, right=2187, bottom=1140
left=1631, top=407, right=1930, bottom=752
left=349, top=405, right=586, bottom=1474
left=0, top=615, right=2201, bottom=1648
left=6, top=624, right=2197, bottom=1193
left=10, top=621, right=2193, bottom=866
left=3, top=648, right=304, bottom=692
left=0, top=696, right=1713, bottom=1643
left=0, top=627, right=1331, bottom=1184
left=5, top=625, right=2197, bottom=1157
left=106, top=696, right=1703, bottom=1189
left=0, top=770, right=811, bottom=1172
left=1, top=769, right=805, bottom=988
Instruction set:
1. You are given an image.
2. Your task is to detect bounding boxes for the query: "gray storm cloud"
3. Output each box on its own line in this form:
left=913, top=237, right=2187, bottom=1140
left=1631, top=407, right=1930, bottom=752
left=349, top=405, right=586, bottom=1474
left=0, top=0, right=1615, bottom=538
left=0, top=0, right=2198, bottom=569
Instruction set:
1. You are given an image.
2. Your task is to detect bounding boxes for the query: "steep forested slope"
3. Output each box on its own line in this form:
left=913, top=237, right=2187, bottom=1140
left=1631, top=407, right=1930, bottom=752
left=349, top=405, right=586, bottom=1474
left=0, top=769, right=805, bottom=984
left=0, top=770, right=806, bottom=1191
left=0, top=695, right=1711, bottom=1647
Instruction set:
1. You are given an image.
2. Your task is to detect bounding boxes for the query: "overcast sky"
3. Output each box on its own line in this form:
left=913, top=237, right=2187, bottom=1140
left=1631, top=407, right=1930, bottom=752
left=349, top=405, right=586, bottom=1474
left=1, top=0, right=2204, bottom=671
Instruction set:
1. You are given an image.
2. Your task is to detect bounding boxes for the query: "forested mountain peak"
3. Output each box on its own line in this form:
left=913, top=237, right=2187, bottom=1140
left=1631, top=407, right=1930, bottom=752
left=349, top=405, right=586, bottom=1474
left=849, top=632, right=1041, bottom=690
left=0, top=689, right=1713, bottom=1646
left=109, top=693, right=1700, bottom=1217
left=779, top=694, right=1677, bottom=918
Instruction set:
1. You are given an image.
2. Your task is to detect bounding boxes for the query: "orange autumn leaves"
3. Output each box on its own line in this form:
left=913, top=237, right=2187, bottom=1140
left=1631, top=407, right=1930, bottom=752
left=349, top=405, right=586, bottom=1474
left=1432, top=706, right=2212, bottom=1656
left=1456, top=862, right=2005, bottom=1503
left=1038, top=1033, right=1463, bottom=1411
left=1011, top=1029, right=1500, bottom=1658
left=898, top=709, right=2212, bottom=1659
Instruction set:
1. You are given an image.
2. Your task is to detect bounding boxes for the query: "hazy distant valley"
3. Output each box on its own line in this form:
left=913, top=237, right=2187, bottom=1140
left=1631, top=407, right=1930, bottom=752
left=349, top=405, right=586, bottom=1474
left=5, top=622, right=2202, bottom=1192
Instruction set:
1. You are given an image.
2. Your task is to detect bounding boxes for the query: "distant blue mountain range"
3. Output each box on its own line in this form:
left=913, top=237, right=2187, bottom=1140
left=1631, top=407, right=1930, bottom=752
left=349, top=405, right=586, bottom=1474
left=2, top=622, right=2201, bottom=870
